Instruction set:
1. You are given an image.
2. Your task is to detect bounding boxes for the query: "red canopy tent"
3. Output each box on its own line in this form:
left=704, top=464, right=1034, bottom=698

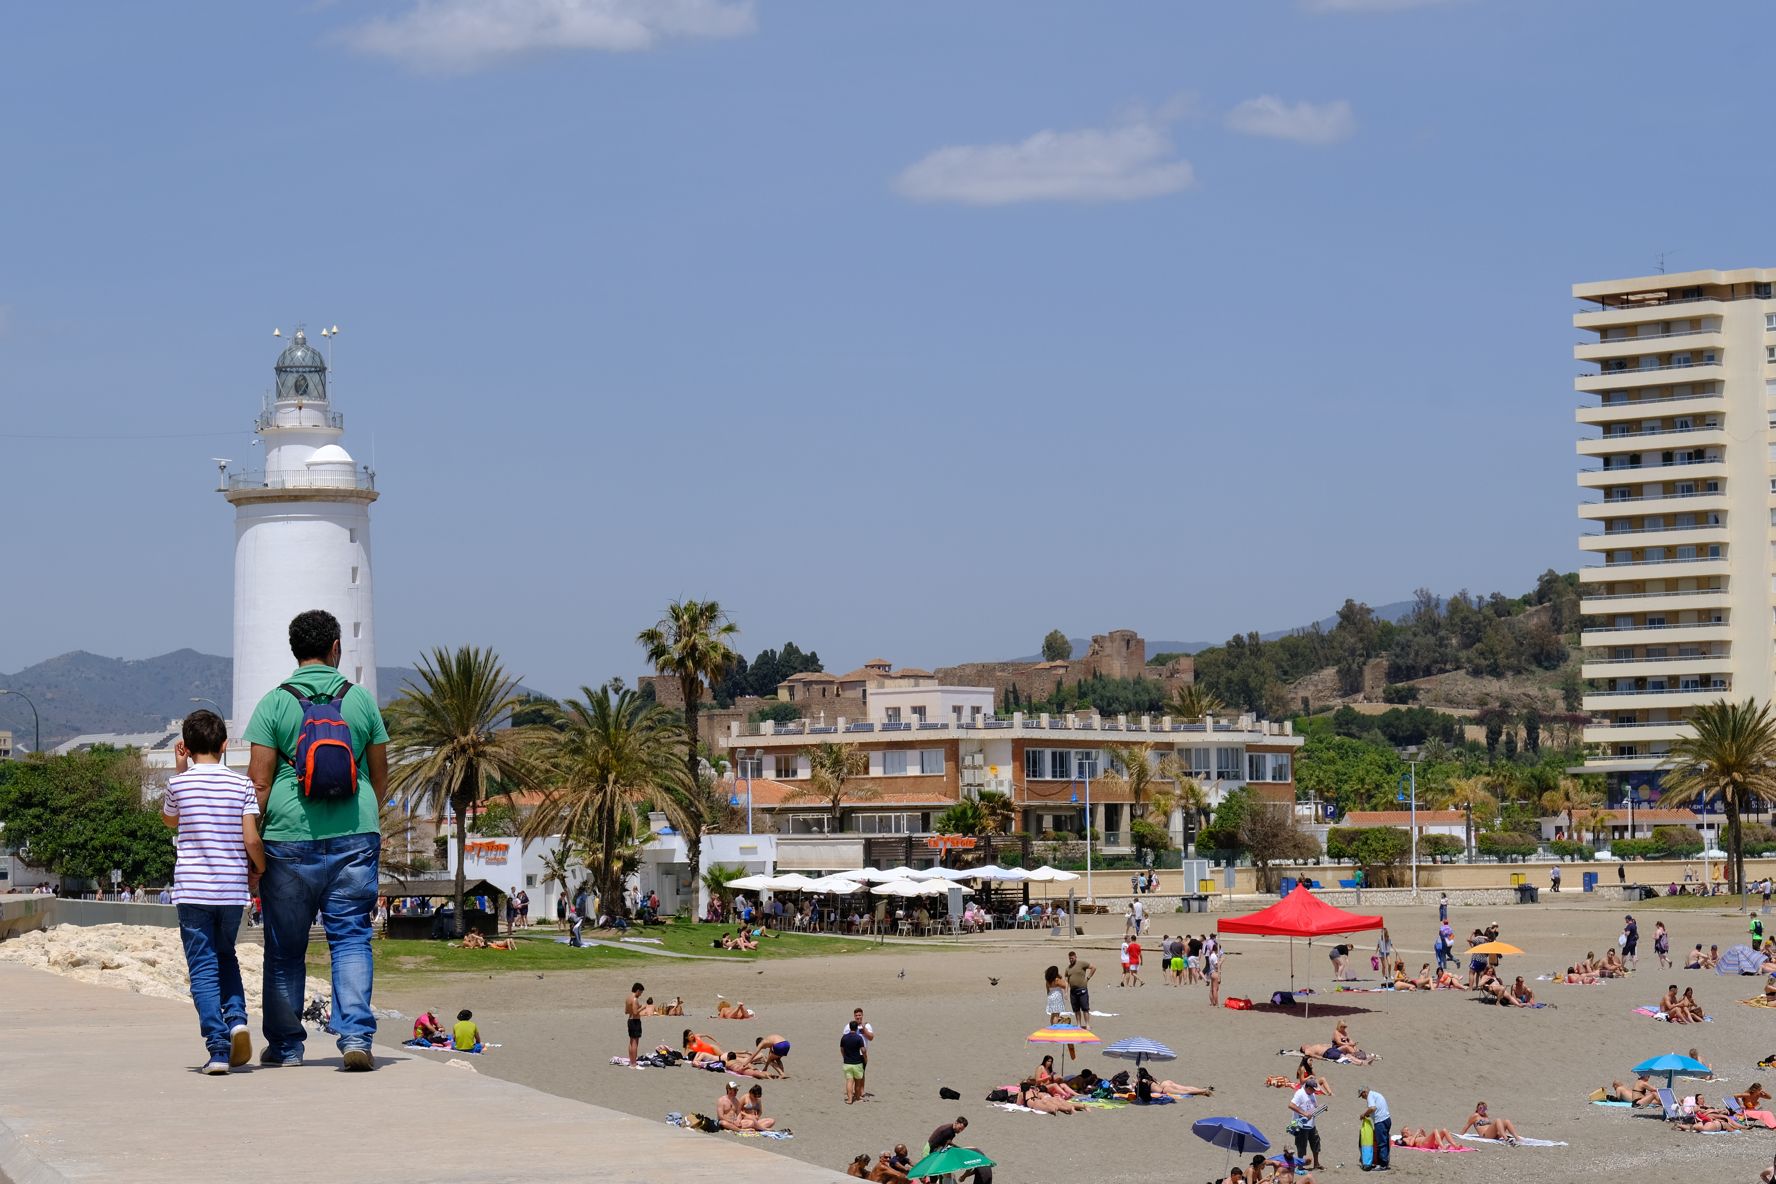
left=1218, top=885, right=1384, bottom=1015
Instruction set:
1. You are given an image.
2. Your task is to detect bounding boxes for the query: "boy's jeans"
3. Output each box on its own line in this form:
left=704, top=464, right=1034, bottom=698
left=177, top=903, right=247, bottom=1058
left=261, top=833, right=379, bottom=1060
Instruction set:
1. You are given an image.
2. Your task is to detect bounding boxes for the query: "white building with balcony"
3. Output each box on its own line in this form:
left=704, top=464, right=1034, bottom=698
left=1573, top=268, right=1776, bottom=806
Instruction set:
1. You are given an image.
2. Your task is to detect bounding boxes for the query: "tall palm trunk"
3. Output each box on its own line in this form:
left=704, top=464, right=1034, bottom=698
left=1726, top=797, right=1744, bottom=894
left=680, top=674, right=701, bottom=789
left=451, top=774, right=474, bottom=938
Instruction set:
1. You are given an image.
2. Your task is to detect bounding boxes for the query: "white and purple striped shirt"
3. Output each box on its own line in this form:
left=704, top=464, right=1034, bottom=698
left=163, top=765, right=259, bottom=906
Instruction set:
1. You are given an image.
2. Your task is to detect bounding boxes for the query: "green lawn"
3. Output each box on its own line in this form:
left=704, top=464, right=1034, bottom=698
left=1612, top=892, right=1764, bottom=912
left=306, top=924, right=876, bottom=981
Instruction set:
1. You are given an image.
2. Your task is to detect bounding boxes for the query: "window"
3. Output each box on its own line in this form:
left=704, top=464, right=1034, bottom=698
left=919, top=749, right=945, bottom=776
left=352, top=622, right=362, bottom=639
left=912, top=705, right=927, bottom=724
left=1270, top=754, right=1293, bottom=782
left=350, top=566, right=359, bottom=585
left=1051, top=749, right=1074, bottom=780
left=1025, top=749, right=1045, bottom=780
left=1248, top=753, right=1268, bottom=782
left=1188, top=748, right=1213, bottom=779
left=1074, top=749, right=1100, bottom=780
left=882, top=751, right=908, bottom=776
left=885, top=708, right=901, bottom=723
left=773, top=754, right=801, bottom=779
left=852, top=812, right=923, bottom=835
left=1215, top=746, right=1243, bottom=780
left=784, top=814, right=833, bottom=835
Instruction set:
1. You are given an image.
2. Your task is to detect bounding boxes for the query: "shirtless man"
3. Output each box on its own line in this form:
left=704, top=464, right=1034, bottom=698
left=748, top=1034, right=791, bottom=1077
left=715, top=1080, right=745, bottom=1130
left=872, top=1145, right=912, bottom=1184
left=624, top=982, right=645, bottom=1067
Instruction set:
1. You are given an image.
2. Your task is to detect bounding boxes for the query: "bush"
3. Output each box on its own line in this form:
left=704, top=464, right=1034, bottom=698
left=749, top=702, right=802, bottom=725
left=1653, top=825, right=1703, bottom=857
left=1324, top=826, right=1411, bottom=886
left=1420, top=833, right=1464, bottom=861
left=1130, top=817, right=1174, bottom=854
left=1611, top=838, right=1663, bottom=861
left=1743, top=823, right=1776, bottom=857
left=1381, top=683, right=1420, bottom=704
left=1476, top=831, right=1539, bottom=861
left=1549, top=839, right=1595, bottom=861
left=1196, top=827, right=1244, bottom=854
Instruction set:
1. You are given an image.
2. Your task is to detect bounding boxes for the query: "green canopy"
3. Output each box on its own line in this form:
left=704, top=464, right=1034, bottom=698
left=908, top=1145, right=996, bottom=1179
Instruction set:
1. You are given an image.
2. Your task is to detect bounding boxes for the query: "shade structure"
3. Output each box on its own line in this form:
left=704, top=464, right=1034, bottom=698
left=1468, top=941, right=1523, bottom=957
left=762, top=873, right=819, bottom=891
left=870, top=880, right=928, bottom=898
left=1031, top=866, right=1081, bottom=882
left=1632, top=1053, right=1712, bottom=1087
left=1219, top=885, right=1384, bottom=1017
left=876, top=866, right=921, bottom=879
left=1192, top=1115, right=1271, bottom=1177
left=803, top=875, right=865, bottom=894
left=919, top=880, right=969, bottom=897
left=909, top=866, right=980, bottom=882
left=725, top=874, right=774, bottom=892
left=907, top=1146, right=995, bottom=1180
left=1716, top=944, right=1769, bottom=975
left=968, top=865, right=1031, bottom=882
left=844, top=868, right=904, bottom=884
left=1028, top=1024, right=1101, bottom=1046
left=1101, top=1036, right=1176, bottom=1066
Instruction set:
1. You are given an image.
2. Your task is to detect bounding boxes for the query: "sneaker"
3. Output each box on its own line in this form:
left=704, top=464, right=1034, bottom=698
left=203, top=1058, right=231, bottom=1076
left=229, top=1025, right=253, bottom=1068
left=342, top=1049, right=375, bottom=1072
left=259, top=1050, right=301, bottom=1068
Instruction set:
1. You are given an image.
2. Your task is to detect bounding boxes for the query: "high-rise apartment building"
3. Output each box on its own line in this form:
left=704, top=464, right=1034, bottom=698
left=1573, top=268, right=1776, bottom=807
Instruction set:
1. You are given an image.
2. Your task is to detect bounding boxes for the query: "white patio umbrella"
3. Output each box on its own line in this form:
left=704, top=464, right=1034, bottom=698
left=918, top=880, right=970, bottom=896
left=870, top=880, right=928, bottom=897
left=972, top=865, right=1033, bottom=882
left=876, top=866, right=921, bottom=879
left=764, top=873, right=820, bottom=891
left=910, top=866, right=979, bottom=882
left=804, top=876, right=865, bottom=894
left=1032, top=866, right=1081, bottom=882
left=726, top=874, right=775, bottom=892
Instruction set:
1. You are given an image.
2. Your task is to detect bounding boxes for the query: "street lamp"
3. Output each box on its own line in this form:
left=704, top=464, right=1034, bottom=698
left=1071, top=756, right=1095, bottom=903
left=1398, top=746, right=1422, bottom=900
left=727, top=750, right=760, bottom=835
left=0, top=689, right=40, bottom=756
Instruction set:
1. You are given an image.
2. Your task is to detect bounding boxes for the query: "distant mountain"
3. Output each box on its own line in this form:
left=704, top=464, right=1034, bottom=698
left=1011, top=600, right=1421, bottom=663
left=0, top=650, right=424, bottom=750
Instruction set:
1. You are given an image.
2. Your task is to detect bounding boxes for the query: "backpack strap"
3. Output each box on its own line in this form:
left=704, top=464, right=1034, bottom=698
left=275, top=680, right=356, bottom=767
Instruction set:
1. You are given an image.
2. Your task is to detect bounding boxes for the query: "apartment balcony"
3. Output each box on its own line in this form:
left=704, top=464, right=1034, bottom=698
left=1574, top=298, right=1726, bottom=331
left=1578, top=621, right=1731, bottom=647
left=1581, top=719, right=1694, bottom=744
left=1576, top=362, right=1724, bottom=392
left=1575, top=330, right=1725, bottom=362
left=1580, top=655, right=1729, bottom=680
left=1579, top=587, right=1728, bottom=617
left=1579, top=525, right=1726, bottom=553
left=1577, top=427, right=1726, bottom=457
left=1576, top=393, right=1724, bottom=426
left=1578, top=462, right=1725, bottom=489
left=1576, top=751, right=1672, bottom=772
left=1579, top=492, right=1726, bottom=520
left=1583, top=687, right=1728, bottom=713
left=1578, top=557, right=1728, bottom=584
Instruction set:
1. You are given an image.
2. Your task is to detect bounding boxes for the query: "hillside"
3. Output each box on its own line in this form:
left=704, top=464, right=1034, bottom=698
left=1012, top=600, right=1419, bottom=662
left=0, top=650, right=423, bottom=750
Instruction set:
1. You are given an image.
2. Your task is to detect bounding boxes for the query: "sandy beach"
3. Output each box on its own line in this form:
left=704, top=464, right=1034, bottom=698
left=369, top=899, right=1776, bottom=1182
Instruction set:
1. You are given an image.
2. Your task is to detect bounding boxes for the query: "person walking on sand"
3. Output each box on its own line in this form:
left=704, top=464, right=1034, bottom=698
left=1065, top=950, right=1096, bottom=1028
left=1358, top=1086, right=1391, bottom=1171
left=1654, top=921, right=1671, bottom=970
left=245, top=609, right=389, bottom=1072
left=840, top=1019, right=868, bottom=1104
left=1622, top=914, right=1640, bottom=970
left=1127, top=935, right=1144, bottom=987
left=1288, top=1074, right=1324, bottom=1170
left=625, top=982, right=646, bottom=1067
left=1207, top=938, right=1223, bottom=1008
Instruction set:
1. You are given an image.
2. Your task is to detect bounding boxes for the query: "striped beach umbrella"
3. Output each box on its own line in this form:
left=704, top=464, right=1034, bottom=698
left=1028, top=1024, right=1101, bottom=1046
left=1101, top=1036, right=1176, bottom=1066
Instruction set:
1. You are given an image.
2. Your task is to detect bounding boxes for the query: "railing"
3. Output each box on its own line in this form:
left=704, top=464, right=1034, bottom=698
left=1581, top=588, right=1724, bottom=602
left=1583, top=655, right=1719, bottom=665
left=1583, top=360, right=1715, bottom=379
left=1586, top=523, right=1720, bottom=537
left=1585, top=425, right=1717, bottom=442
left=1589, top=458, right=1721, bottom=473
left=1582, top=622, right=1721, bottom=634
left=1580, top=491, right=1718, bottom=506
left=1579, top=392, right=1718, bottom=410
left=1581, top=327, right=1719, bottom=345
left=256, top=406, right=344, bottom=431
left=1578, top=295, right=1718, bottom=313
left=1587, top=686, right=1725, bottom=697
left=1587, top=719, right=1691, bottom=729
left=1598, top=556, right=1723, bottom=568
left=224, top=467, right=375, bottom=493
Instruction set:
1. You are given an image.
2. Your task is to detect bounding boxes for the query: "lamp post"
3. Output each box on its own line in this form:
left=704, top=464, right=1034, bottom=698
left=1399, top=746, right=1422, bottom=901
left=0, top=690, right=40, bottom=756
left=728, top=751, right=759, bottom=835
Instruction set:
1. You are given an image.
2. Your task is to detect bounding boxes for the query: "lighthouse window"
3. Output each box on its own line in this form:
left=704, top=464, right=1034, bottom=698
left=351, top=566, right=359, bottom=585
left=355, top=666, right=363, bottom=683
left=348, top=529, right=357, bottom=544
left=353, top=622, right=361, bottom=639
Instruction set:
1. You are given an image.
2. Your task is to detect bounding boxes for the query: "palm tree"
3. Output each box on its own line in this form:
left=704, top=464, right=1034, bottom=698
left=701, top=863, right=747, bottom=917
left=977, top=789, right=1017, bottom=836
left=637, top=599, right=740, bottom=793
left=1158, top=754, right=1210, bottom=856
left=521, top=688, right=696, bottom=922
left=1540, top=775, right=1603, bottom=840
left=537, top=841, right=583, bottom=927
left=1167, top=685, right=1225, bottom=723
left=1105, top=744, right=1159, bottom=822
left=934, top=798, right=989, bottom=837
left=784, top=742, right=874, bottom=833
left=386, top=646, right=548, bottom=935
left=1661, top=698, right=1776, bottom=893
left=1581, top=807, right=1613, bottom=849
left=1429, top=775, right=1499, bottom=860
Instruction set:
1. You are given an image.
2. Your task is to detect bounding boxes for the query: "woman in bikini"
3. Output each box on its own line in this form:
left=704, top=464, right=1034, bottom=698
left=1460, top=1101, right=1521, bottom=1144
left=715, top=999, right=755, bottom=1020
left=1148, top=1077, right=1214, bottom=1098
left=1675, top=986, right=1705, bottom=1022
left=721, top=1051, right=767, bottom=1078
left=739, top=1084, right=777, bottom=1130
left=1564, top=966, right=1600, bottom=985
left=1016, top=1079, right=1085, bottom=1114
left=1394, top=1128, right=1459, bottom=1150
left=1293, top=1058, right=1333, bottom=1096
left=1606, top=1075, right=1660, bottom=1106
left=1434, top=965, right=1463, bottom=990
left=1034, top=1055, right=1077, bottom=1098
left=682, top=1029, right=724, bottom=1065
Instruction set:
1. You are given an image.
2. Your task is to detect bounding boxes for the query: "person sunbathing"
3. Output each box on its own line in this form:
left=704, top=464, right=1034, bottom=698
left=1599, top=949, right=1627, bottom=977
left=1149, top=1077, right=1213, bottom=1097
left=1510, top=976, right=1538, bottom=1006
left=1478, top=975, right=1522, bottom=1006
left=1394, top=1127, right=1458, bottom=1150
left=1606, top=1075, right=1660, bottom=1106
left=715, top=999, right=755, bottom=1020
left=1700, top=945, right=1720, bottom=970
left=1563, top=966, right=1600, bottom=985
left=1675, top=1104, right=1741, bottom=1133
left=1016, top=1079, right=1086, bottom=1114
left=1739, top=1083, right=1773, bottom=1113
left=1461, top=1101, right=1522, bottom=1144
left=846, top=1154, right=873, bottom=1178
left=661, top=996, right=686, bottom=1016
left=1434, top=966, right=1463, bottom=990
left=1675, top=987, right=1705, bottom=1022
left=1659, top=985, right=1682, bottom=1015
left=1686, top=1048, right=1713, bottom=1078
left=721, top=1051, right=767, bottom=1078
left=738, top=1083, right=777, bottom=1131
left=1295, top=1059, right=1333, bottom=1096
left=735, top=931, right=759, bottom=951
left=1034, top=1055, right=1077, bottom=1098
left=682, top=1029, right=724, bottom=1064
left=1685, top=944, right=1706, bottom=970
left=1408, top=962, right=1435, bottom=989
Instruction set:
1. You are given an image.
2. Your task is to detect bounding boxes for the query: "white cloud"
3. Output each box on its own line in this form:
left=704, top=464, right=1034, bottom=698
left=342, top=0, right=756, bottom=71
left=1225, top=96, right=1355, bottom=146
left=894, top=109, right=1195, bottom=207
left=1303, top=0, right=1463, bottom=10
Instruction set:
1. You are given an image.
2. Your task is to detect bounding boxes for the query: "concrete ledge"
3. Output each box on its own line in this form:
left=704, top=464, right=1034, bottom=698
left=0, top=962, right=848, bottom=1183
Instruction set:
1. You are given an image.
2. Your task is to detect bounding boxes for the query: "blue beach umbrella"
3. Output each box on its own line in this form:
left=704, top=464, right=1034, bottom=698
left=1193, top=1116, right=1271, bottom=1177
left=1102, top=1037, right=1178, bottom=1067
left=1632, top=1053, right=1711, bottom=1088
left=1716, top=945, right=1767, bottom=976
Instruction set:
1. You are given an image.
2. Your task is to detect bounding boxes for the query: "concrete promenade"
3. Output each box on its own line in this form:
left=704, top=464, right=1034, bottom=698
left=0, top=963, right=847, bottom=1184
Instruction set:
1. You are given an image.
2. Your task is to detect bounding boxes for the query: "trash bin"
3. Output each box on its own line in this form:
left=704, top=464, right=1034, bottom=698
left=1199, top=878, right=1217, bottom=893
left=1516, top=884, right=1539, bottom=904
left=1280, top=877, right=1297, bottom=896
left=1509, top=872, right=1526, bottom=887
left=1582, top=871, right=1599, bottom=893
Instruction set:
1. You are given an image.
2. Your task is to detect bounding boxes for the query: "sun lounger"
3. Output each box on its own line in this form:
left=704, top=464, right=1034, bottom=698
left=1656, top=1087, right=1683, bottom=1121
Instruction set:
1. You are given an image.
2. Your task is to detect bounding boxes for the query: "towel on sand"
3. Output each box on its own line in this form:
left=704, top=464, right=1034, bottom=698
left=1395, top=1144, right=1474, bottom=1153
left=1634, top=1006, right=1713, bottom=1022
left=1458, top=1134, right=1567, bottom=1147
left=1591, top=1100, right=1634, bottom=1108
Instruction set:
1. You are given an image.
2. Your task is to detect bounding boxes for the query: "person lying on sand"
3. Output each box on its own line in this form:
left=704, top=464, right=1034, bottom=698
left=1601, top=1076, right=1660, bottom=1106
left=1434, top=966, right=1463, bottom=990
left=715, top=999, right=755, bottom=1020
left=722, top=1051, right=768, bottom=1078
left=1674, top=1108, right=1741, bottom=1133
left=1147, top=1077, right=1213, bottom=1098
left=1460, top=1101, right=1521, bottom=1144
left=1394, top=1128, right=1459, bottom=1150
left=683, top=1029, right=724, bottom=1064
left=1015, top=1079, right=1087, bottom=1114
left=1563, top=966, right=1600, bottom=985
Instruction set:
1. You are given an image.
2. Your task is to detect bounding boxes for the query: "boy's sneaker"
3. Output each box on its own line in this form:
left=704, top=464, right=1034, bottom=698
left=259, top=1050, right=301, bottom=1068
left=229, top=1025, right=253, bottom=1068
left=342, top=1049, right=375, bottom=1072
left=202, top=1058, right=231, bottom=1076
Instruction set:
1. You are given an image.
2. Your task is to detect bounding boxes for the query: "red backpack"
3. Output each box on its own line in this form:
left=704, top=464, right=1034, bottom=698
left=280, top=681, right=359, bottom=800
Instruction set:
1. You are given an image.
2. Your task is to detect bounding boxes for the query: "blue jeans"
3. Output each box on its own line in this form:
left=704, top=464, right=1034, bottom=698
left=177, top=903, right=246, bottom=1058
left=1373, top=1116, right=1392, bottom=1167
left=261, top=832, right=380, bottom=1059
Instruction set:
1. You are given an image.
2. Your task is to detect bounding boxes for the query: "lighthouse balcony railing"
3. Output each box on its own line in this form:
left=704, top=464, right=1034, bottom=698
left=224, top=468, right=376, bottom=493
left=257, top=406, right=345, bottom=431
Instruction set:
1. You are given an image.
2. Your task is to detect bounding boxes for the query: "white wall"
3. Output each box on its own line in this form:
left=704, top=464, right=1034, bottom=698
left=866, top=685, right=994, bottom=725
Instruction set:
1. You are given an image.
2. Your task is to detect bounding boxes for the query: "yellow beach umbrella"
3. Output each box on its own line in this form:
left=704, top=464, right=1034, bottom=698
left=1028, top=1024, right=1101, bottom=1045
left=1468, top=941, right=1523, bottom=956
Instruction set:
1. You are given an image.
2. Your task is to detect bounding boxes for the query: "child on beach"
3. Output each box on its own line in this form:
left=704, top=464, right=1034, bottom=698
left=163, top=710, right=264, bottom=1075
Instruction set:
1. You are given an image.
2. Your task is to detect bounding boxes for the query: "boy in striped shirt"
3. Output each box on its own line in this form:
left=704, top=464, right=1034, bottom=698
left=164, top=710, right=265, bottom=1074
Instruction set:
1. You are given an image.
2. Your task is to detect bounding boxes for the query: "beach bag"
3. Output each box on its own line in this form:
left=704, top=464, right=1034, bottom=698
left=1271, top=991, right=1295, bottom=1007
left=1370, top=955, right=1381, bottom=971
left=280, top=682, right=357, bottom=800
left=689, top=1113, right=720, bottom=1133
left=986, top=1088, right=1013, bottom=1103
left=1225, top=997, right=1254, bottom=1010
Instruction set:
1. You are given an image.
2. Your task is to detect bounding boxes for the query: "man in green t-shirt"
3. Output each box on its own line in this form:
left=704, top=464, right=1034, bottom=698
left=245, top=609, right=389, bottom=1071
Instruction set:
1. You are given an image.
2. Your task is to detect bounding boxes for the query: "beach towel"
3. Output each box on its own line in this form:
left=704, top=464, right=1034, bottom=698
left=1457, top=1135, right=1567, bottom=1147
left=1591, top=1100, right=1634, bottom=1108
left=1634, top=1006, right=1713, bottom=1022
left=415, top=1042, right=500, bottom=1054
left=733, top=1130, right=794, bottom=1139
left=1088, top=1010, right=1119, bottom=1018
left=1739, top=997, right=1776, bottom=1008
left=1394, top=1144, right=1474, bottom=1153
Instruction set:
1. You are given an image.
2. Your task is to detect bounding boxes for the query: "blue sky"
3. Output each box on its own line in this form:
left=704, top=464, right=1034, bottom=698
left=3, top=0, right=1774, bottom=699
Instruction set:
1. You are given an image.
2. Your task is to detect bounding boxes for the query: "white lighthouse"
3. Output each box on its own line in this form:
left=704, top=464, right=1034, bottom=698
left=224, top=328, right=379, bottom=724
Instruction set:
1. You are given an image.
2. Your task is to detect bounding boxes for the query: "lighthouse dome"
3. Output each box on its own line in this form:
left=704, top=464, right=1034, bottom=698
left=273, top=329, right=328, bottom=403
left=306, top=444, right=354, bottom=466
